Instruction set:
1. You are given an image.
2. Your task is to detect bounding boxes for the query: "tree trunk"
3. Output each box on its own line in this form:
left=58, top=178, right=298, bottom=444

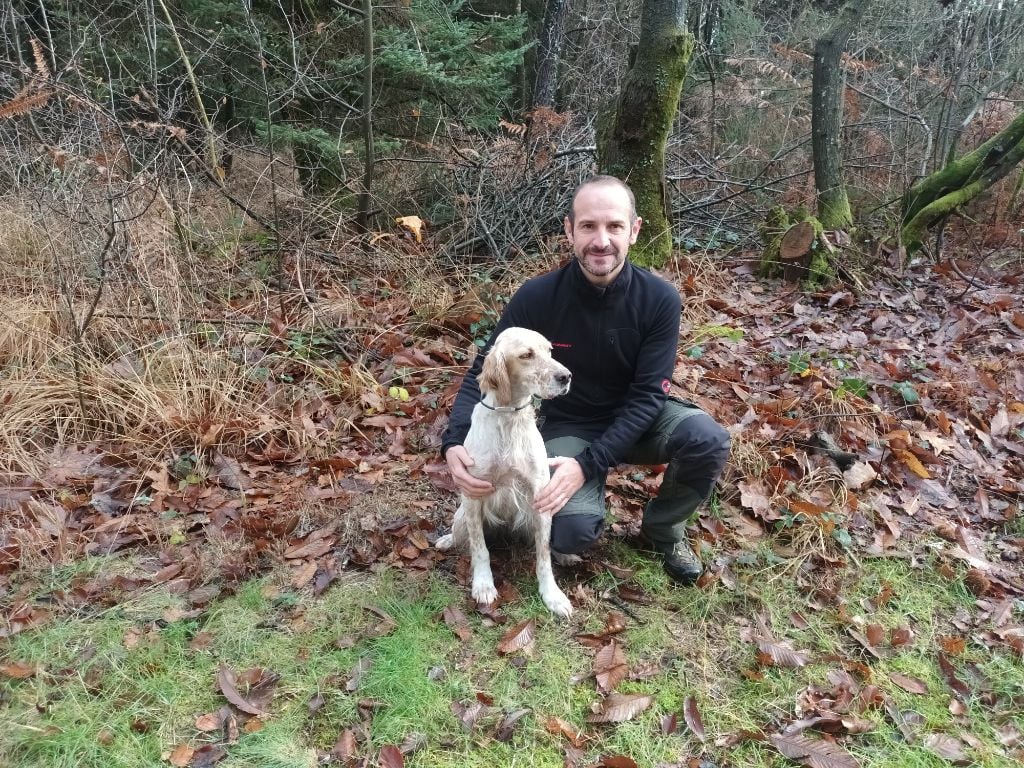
left=598, top=0, right=693, bottom=268
left=531, top=0, right=568, bottom=109
left=356, top=0, right=374, bottom=232
left=901, top=106, right=1024, bottom=252
left=811, top=0, right=866, bottom=229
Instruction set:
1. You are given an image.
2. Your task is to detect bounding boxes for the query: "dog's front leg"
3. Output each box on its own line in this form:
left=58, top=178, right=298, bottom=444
left=533, top=512, right=573, bottom=618
left=464, top=499, right=498, bottom=607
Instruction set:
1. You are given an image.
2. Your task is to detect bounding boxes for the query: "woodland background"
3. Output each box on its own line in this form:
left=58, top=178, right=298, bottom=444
left=0, top=2, right=1023, bottom=768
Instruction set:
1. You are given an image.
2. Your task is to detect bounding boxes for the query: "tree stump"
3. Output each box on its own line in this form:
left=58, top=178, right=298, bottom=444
left=779, top=220, right=816, bottom=282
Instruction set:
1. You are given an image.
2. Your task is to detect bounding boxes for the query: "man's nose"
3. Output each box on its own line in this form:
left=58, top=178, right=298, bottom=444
left=594, top=228, right=610, bottom=247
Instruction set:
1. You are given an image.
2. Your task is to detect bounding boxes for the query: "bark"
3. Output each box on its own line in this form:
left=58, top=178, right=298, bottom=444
left=356, top=0, right=374, bottom=232
left=901, top=109, right=1024, bottom=252
left=531, top=0, right=568, bottom=109
left=811, top=0, right=866, bottom=229
left=598, top=0, right=693, bottom=268
left=902, top=107, right=1024, bottom=245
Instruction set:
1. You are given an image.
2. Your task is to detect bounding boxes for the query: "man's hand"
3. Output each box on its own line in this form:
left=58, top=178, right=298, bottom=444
left=446, top=445, right=493, bottom=499
left=535, top=456, right=585, bottom=516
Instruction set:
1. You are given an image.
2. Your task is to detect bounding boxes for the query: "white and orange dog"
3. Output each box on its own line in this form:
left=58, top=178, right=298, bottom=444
left=437, top=327, right=574, bottom=618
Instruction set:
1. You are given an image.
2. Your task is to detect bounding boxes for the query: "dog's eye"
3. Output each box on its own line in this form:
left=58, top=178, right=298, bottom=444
left=519, top=350, right=535, bottom=360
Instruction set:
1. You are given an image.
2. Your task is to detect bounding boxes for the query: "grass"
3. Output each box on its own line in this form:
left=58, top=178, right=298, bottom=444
left=3, top=543, right=1021, bottom=768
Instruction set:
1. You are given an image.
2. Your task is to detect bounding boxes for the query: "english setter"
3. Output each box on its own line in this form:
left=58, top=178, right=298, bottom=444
left=437, top=327, right=574, bottom=618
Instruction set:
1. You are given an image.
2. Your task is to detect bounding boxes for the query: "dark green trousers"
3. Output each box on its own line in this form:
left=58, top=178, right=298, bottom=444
left=545, top=398, right=730, bottom=554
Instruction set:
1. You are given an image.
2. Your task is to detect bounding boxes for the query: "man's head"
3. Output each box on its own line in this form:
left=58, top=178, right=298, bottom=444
left=564, top=175, right=642, bottom=287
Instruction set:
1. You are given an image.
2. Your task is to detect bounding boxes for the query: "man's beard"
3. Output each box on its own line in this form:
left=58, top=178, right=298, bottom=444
left=577, top=248, right=625, bottom=278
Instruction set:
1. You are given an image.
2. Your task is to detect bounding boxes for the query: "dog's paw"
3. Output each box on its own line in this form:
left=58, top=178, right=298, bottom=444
left=541, top=586, right=573, bottom=619
left=551, top=550, right=583, bottom=567
left=472, top=580, right=499, bottom=607
left=435, top=533, right=455, bottom=551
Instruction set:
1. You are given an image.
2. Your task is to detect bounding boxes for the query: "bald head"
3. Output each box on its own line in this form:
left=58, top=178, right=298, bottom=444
left=567, top=175, right=637, bottom=223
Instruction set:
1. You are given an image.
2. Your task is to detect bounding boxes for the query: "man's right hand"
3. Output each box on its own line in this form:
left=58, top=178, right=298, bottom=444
left=445, top=445, right=494, bottom=499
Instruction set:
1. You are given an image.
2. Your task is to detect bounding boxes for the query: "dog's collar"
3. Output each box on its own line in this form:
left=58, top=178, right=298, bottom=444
left=479, top=396, right=534, bottom=413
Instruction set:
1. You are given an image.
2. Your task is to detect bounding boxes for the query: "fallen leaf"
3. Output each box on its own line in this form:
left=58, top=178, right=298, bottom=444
left=190, top=744, right=227, bottom=767
left=757, top=640, right=810, bottom=668
left=595, top=756, right=638, bottom=768
left=167, top=744, right=194, bottom=767
left=586, top=692, right=653, bottom=723
left=217, top=664, right=270, bottom=715
left=378, top=744, right=405, bottom=768
left=442, top=605, right=472, bottom=642
left=895, top=449, right=931, bottom=479
left=924, top=733, right=970, bottom=764
left=683, top=695, right=706, bottom=742
left=544, top=716, right=587, bottom=747
left=936, top=653, right=971, bottom=699
left=346, top=657, right=374, bottom=692
left=768, top=731, right=859, bottom=768
left=889, top=673, right=929, bottom=695
left=496, top=618, right=536, bottom=656
left=0, top=661, right=36, bottom=679
left=194, top=711, right=223, bottom=732
left=594, top=641, right=628, bottom=693
left=494, top=707, right=531, bottom=742
left=331, top=729, right=358, bottom=760
left=452, top=699, right=488, bottom=732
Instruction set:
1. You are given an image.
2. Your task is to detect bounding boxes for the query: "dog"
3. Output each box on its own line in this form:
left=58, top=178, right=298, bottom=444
left=436, top=327, right=574, bottom=618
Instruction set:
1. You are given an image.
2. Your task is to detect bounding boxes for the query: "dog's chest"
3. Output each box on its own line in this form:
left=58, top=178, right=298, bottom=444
left=465, top=410, right=545, bottom=487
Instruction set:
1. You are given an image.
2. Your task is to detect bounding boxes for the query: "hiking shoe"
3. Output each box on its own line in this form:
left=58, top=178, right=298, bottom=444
left=636, top=529, right=703, bottom=585
left=659, top=539, right=703, bottom=585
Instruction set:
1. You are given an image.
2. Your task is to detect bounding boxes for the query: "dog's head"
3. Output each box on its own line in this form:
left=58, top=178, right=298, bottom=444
left=479, top=327, right=571, bottom=405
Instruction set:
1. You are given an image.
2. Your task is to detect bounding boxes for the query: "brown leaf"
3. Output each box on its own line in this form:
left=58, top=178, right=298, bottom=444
left=330, top=729, right=358, bottom=760
left=865, top=624, right=884, bottom=647
left=890, top=627, right=914, bottom=648
left=595, top=756, right=638, bottom=768
left=0, top=661, right=36, bottom=679
left=889, top=673, right=929, bottom=695
left=661, top=713, right=678, bottom=735
left=216, top=664, right=269, bottom=715
left=936, top=653, right=971, bottom=699
left=594, top=641, right=628, bottom=693
left=167, top=744, right=194, bottom=767
left=938, top=635, right=966, bottom=655
left=442, top=605, right=472, bottom=642
left=586, top=692, right=653, bottom=723
left=190, top=744, right=227, bottom=767
left=346, top=656, right=374, bottom=692
left=895, top=449, right=931, bottom=479
left=194, top=711, right=224, bottom=732
left=496, top=618, right=536, bottom=656
left=378, top=744, right=404, bottom=768
left=768, top=732, right=860, bottom=768
left=452, top=699, right=488, bottom=732
left=757, top=640, right=810, bottom=668
left=544, top=715, right=587, bottom=747
left=683, top=695, right=706, bottom=742
left=923, top=733, right=970, bottom=765
left=291, top=559, right=317, bottom=589
left=494, top=707, right=531, bottom=742
left=615, top=584, right=652, bottom=604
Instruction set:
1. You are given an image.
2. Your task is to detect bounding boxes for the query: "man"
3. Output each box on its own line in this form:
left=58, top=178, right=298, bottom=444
left=442, top=175, right=730, bottom=584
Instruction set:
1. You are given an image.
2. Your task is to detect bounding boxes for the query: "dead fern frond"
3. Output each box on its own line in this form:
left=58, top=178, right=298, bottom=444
left=0, top=89, right=54, bottom=120
left=29, top=38, right=52, bottom=81
left=771, top=44, right=812, bottom=65
left=498, top=118, right=527, bottom=137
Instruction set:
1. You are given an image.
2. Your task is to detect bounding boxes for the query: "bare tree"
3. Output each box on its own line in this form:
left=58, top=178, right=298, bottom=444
left=598, top=0, right=694, bottom=267
left=811, top=0, right=868, bottom=228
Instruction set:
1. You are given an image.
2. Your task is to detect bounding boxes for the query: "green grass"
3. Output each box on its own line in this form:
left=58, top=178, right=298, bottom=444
left=2, top=547, right=1022, bottom=768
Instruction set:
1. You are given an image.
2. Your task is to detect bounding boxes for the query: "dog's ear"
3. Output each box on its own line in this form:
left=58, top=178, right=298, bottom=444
left=479, top=344, right=512, bottom=404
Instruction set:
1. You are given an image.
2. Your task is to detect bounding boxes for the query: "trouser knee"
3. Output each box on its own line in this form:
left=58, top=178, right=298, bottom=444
left=665, top=413, right=730, bottom=498
left=550, top=513, right=604, bottom=554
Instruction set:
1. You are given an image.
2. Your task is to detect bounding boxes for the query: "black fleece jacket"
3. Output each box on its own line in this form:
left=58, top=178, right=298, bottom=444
left=441, top=259, right=682, bottom=481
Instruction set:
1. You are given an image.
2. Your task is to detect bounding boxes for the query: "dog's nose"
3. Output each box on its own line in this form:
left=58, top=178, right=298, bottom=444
left=556, top=372, right=571, bottom=386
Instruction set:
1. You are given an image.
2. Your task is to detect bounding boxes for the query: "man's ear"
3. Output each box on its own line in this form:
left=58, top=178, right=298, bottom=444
left=629, top=216, right=643, bottom=245
left=564, top=216, right=574, bottom=241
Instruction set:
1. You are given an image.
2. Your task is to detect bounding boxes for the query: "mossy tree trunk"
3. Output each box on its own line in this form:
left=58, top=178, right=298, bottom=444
left=901, top=106, right=1024, bottom=252
left=811, top=0, right=866, bottom=229
left=598, top=0, right=693, bottom=268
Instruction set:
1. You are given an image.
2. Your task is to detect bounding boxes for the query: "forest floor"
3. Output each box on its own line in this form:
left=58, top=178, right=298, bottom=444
left=2, top=240, right=1023, bottom=768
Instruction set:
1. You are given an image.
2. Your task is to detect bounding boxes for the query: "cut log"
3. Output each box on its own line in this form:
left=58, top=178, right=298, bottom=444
left=779, top=220, right=816, bottom=281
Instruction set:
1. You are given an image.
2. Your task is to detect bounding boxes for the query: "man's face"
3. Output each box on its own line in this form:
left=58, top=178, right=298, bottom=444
left=564, top=183, right=642, bottom=287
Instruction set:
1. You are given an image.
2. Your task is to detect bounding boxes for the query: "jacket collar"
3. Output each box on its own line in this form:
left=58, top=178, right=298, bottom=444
left=568, top=258, right=633, bottom=302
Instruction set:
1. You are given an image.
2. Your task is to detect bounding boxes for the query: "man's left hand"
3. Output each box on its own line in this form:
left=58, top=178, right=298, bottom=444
left=535, top=456, right=585, bottom=516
